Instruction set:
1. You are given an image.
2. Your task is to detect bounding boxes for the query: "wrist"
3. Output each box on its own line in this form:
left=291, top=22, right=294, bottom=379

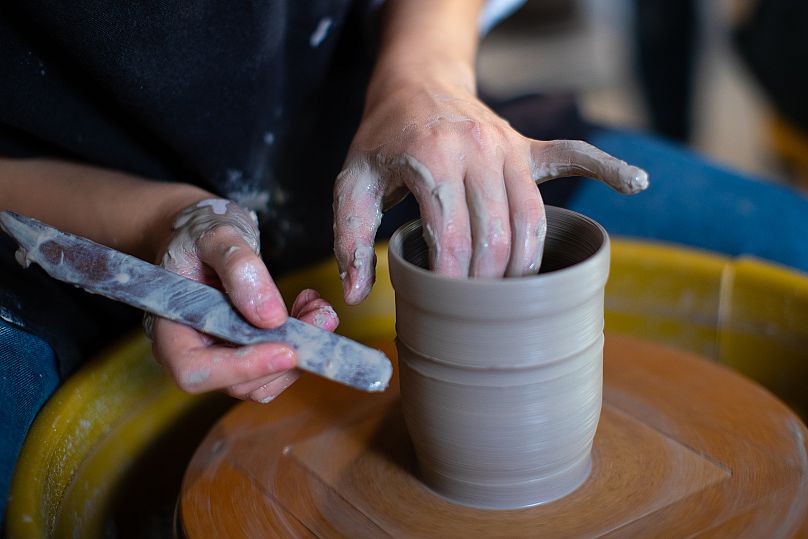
left=144, top=186, right=213, bottom=263
left=368, top=0, right=481, bottom=110
left=366, top=57, right=477, bottom=112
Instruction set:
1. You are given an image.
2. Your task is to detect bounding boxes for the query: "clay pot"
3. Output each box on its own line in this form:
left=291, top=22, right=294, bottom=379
left=388, top=206, right=609, bottom=509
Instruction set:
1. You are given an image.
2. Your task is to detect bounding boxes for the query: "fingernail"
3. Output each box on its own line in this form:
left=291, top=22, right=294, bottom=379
left=257, top=372, right=298, bottom=404
left=632, top=168, right=650, bottom=191
left=528, top=250, right=544, bottom=274
left=269, top=348, right=296, bottom=371
left=344, top=282, right=365, bottom=305
left=344, top=269, right=373, bottom=305
left=528, top=218, right=547, bottom=274
left=620, top=166, right=649, bottom=193
left=340, top=271, right=353, bottom=300
left=277, top=372, right=299, bottom=392
left=313, top=306, right=338, bottom=329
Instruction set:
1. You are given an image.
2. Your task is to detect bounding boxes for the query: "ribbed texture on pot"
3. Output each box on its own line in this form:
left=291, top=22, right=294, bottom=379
left=388, top=206, right=608, bottom=509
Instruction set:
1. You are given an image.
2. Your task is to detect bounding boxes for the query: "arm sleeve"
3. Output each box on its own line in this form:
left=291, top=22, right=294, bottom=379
left=368, top=0, right=526, bottom=35
left=479, top=0, right=526, bottom=34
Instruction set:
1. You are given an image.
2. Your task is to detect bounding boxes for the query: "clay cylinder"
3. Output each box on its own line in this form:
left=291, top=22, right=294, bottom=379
left=388, top=206, right=609, bottom=509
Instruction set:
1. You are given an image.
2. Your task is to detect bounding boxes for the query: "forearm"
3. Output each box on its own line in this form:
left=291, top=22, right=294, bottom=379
left=0, top=157, right=212, bottom=261
left=368, top=0, right=484, bottom=104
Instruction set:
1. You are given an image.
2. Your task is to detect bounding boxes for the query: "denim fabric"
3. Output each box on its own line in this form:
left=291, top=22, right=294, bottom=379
left=0, top=318, right=59, bottom=524
left=569, top=127, right=808, bottom=274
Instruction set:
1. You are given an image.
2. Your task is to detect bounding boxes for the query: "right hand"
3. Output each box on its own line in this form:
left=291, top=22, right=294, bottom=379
left=148, top=199, right=339, bottom=403
left=333, top=83, right=649, bottom=305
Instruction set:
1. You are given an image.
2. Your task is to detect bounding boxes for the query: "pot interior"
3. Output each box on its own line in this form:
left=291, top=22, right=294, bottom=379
left=397, top=206, right=606, bottom=275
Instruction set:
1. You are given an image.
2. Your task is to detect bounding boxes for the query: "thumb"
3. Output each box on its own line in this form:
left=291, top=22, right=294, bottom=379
left=529, top=139, right=649, bottom=194
left=197, top=226, right=288, bottom=328
left=333, top=155, right=384, bottom=305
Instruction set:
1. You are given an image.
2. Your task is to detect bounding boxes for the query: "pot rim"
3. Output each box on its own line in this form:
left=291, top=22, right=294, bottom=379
left=388, top=206, right=610, bottom=290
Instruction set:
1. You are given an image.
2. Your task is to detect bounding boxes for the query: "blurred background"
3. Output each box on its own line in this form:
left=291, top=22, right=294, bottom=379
left=478, top=0, right=808, bottom=191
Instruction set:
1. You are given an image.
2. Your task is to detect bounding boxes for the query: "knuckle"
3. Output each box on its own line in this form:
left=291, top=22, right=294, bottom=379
left=226, top=259, right=266, bottom=293
left=177, top=363, right=217, bottom=394
left=514, top=198, right=544, bottom=226
left=204, top=222, right=239, bottom=242
left=334, top=167, right=354, bottom=189
left=403, top=143, right=437, bottom=168
left=334, top=167, right=363, bottom=199
left=219, top=242, right=244, bottom=263
left=409, top=131, right=461, bottom=159
left=510, top=136, right=533, bottom=158
left=225, top=254, right=254, bottom=276
left=487, top=234, right=511, bottom=258
left=480, top=220, right=511, bottom=257
left=440, top=232, right=472, bottom=260
left=474, top=123, right=498, bottom=146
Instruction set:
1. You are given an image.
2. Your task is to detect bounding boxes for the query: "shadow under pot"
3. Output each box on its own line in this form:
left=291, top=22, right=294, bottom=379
left=388, top=206, right=610, bottom=509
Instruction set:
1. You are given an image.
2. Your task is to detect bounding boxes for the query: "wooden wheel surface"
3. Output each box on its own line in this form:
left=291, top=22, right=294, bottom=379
left=180, top=334, right=808, bottom=538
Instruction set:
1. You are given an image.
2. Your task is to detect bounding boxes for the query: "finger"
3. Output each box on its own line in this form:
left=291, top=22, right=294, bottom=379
left=196, top=227, right=287, bottom=328
left=333, top=155, right=384, bottom=305
left=249, top=371, right=301, bottom=404
left=398, top=155, right=471, bottom=277
left=529, top=139, right=649, bottom=194
left=152, top=318, right=296, bottom=393
left=290, top=289, right=321, bottom=315
left=226, top=369, right=294, bottom=398
left=504, top=161, right=547, bottom=276
left=291, top=289, right=339, bottom=332
left=150, top=317, right=216, bottom=365
left=464, top=168, right=511, bottom=278
left=298, top=303, right=339, bottom=332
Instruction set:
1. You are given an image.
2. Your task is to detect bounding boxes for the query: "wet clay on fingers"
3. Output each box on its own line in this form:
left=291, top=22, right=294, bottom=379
left=388, top=206, right=609, bottom=509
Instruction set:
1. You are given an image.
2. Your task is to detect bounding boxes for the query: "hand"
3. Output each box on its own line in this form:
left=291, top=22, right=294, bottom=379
left=333, top=82, right=648, bottom=304
left=148, top=199, right=339, bottom=403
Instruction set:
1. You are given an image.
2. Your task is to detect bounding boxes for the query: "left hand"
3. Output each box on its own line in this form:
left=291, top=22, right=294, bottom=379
left=333, top=79, right=648, bottom=304
left=147, top=199, right=340, bottom=404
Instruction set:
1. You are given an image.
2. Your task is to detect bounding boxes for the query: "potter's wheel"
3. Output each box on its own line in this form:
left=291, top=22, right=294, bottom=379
left=180, top=335, right=808, bottom=538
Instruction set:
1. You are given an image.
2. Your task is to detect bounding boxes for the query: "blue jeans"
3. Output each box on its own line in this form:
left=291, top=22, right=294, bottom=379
left=0, top=318, right=59, bottom=524
left=568, top=127, right=808, bottom=273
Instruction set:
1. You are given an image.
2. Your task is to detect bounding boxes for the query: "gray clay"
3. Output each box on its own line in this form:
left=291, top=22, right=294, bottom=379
left=388, top=206, right=609, bottom=509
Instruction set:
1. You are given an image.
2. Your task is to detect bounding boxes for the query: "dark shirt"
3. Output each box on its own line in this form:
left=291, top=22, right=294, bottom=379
left=0, top=0, right=373, bottom=376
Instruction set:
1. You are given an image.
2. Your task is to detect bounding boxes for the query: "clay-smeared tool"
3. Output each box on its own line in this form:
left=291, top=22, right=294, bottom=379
left=0, top=211, right=392, bottom=392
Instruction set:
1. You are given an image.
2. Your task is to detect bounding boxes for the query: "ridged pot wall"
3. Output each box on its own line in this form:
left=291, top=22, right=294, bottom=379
left=388, top=206, right=609, bottom=509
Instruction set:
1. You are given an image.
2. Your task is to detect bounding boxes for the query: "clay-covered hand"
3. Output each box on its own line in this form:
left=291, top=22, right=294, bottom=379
left=148, top=199, right=339, bottom=403
left=333, top=84, right=648, bottom=304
